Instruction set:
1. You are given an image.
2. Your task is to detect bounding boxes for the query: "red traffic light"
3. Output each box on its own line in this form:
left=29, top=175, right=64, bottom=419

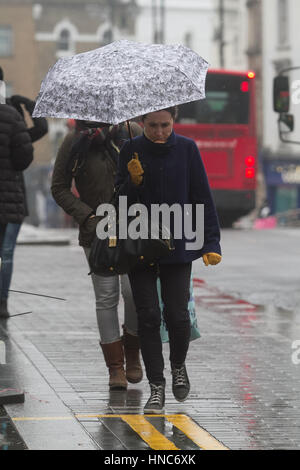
left=245, top=168, right=255, bottom=179
left=247, top=71, right=256, bottom=79
left=245, top=156, right=255, bottom=167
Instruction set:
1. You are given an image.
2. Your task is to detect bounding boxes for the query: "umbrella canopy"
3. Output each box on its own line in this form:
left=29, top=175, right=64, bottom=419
left=33, top=40, right=209, bottom=125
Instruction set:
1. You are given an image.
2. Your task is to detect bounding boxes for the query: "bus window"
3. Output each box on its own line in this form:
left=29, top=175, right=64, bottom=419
left=178, top=73, right=250, bottom=125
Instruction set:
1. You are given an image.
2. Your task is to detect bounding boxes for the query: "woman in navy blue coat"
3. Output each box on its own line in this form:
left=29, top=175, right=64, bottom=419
left=116, top=107, right=222, bottom=413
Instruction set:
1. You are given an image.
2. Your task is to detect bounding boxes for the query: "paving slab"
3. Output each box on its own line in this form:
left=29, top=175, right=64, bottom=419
left=0, top=228, right=299, bottom=450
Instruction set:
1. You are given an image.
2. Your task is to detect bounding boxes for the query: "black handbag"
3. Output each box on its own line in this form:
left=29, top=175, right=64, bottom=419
left=89, top=124, right=174, bottom=276
left=88, top=198, right=174, bottom=276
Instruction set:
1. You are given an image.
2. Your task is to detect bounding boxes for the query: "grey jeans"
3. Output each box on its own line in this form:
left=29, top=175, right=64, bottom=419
left=84, top=248, right=138, bottom=344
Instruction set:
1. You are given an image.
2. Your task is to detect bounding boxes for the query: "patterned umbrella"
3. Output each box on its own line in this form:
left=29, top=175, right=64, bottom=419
left=33, top=40, right=209, bottom=125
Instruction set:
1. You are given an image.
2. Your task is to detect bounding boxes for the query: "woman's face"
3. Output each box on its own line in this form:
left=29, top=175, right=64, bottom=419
left=143, top=111, right=174, bottom=143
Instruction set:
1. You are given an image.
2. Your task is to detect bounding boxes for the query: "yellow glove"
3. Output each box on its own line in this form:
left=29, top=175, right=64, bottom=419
left=127, top=152, right=144, bottom=186
left=203, top=253, right=222, bottom=266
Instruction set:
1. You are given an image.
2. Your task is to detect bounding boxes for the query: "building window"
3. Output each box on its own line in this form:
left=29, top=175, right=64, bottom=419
left=57, top=29, right=71, bottom=51
left=278, top=0, right=289, bottom=46
left=0, top=25, right=13, bottom=57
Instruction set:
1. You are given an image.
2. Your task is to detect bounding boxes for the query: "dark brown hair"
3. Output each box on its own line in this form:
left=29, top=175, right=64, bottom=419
left=142, top=106, right=178, bottom=121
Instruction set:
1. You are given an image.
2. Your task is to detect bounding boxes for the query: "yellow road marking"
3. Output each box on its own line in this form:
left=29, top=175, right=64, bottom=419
left=12, top=414, right=135, bottom=421
left=121, top=415, right=178, bottom=450
left=12, top=414, right=170, bottom=421
left=166, top=415, right=228, bottom=450
left=12, top=416, right=75, bottom=421
left=11, top=414, right=228, bottom=450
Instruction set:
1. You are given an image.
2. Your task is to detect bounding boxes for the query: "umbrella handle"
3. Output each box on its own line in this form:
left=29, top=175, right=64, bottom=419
left=126, top=120, right=133, bottom=143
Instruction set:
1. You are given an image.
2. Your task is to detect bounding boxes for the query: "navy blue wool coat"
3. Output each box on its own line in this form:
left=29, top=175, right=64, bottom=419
left=116, top=131, right=221, bottom=264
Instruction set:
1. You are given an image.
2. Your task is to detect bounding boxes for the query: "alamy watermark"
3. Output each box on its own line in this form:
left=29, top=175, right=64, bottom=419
left=292, top=80, right=300, bottom=105
left=95, top=196, right=205, bottom=250
left=291, top=340, right=300, bottom=365
left=0, top=340, right=6, bottom=365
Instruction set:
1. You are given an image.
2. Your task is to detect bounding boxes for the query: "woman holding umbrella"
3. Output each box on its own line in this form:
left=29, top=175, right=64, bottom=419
left=32, top=38, right=220, bottom=406
left=116, top=106, right=222, bottom=413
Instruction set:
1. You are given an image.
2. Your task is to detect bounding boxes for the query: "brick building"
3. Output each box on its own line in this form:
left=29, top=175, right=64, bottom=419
left=0, top=0, right=48, bottom=164
left=0, top=0, right=138, bottom=226
left=33, top=0, right=138, bottom=160
left=0, top=0, right=138, bottom=164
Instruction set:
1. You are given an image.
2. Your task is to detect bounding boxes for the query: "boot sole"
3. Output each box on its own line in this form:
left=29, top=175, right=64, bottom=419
left=174, top=395, right=189, bottom=403
left=127, top=375, right=143, bottom=384
left=109, top=384, right=128, bottom=390
left=173, top=387, right=190, bottom=402
left=109, top=382, right=128, bottom=390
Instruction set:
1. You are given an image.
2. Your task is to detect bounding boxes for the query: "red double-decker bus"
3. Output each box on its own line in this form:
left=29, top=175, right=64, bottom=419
left=174, top=69, right=257, bottom=227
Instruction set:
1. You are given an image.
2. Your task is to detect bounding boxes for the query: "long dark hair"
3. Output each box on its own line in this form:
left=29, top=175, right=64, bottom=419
left=142, top=106, right=178, bottom=121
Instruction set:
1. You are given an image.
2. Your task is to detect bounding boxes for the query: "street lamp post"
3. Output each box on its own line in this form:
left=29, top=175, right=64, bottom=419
left=152, top=0, right=159, bottom=42
left=152, top=0, right=165, bottom=43
left=160, top=0, right=165, bottom=44
left=219, top=0, right=225, bottom=68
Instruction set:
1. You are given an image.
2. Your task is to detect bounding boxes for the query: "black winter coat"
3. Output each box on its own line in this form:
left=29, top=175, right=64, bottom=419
left=51, top=122, right=143, bottom=247
left=116, top=131, right=221, bottom=264
left=6, top=96, right=48, bottom=219
left=0, top=104, right=34, bottom=224
left=8, top=96, right=48, bottom=144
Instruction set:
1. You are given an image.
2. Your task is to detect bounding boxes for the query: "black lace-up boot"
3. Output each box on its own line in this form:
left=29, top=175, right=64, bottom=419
left=144, top=383, right=165, bottom=414
left=171, top=363, right=190, bottom=402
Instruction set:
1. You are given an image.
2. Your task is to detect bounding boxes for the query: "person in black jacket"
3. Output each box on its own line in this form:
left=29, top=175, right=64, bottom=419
left=0, top=66, right=47, bottom=318
left=116, top=107, right=222, bottom=413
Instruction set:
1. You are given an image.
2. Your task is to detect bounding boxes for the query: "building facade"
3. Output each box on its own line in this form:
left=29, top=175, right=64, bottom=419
left=134, top=0, right=248, bottom=71
left=0, top=0, right=250, bottom=165
left=0, top=0, right=138, bottom=165
left=33, top=0, right=138, bottom=160
left=261, top=0, right=300, bottom=214
left=0, top=0, right=48, bottom=165
left=0, top=0, right=139, bottom=225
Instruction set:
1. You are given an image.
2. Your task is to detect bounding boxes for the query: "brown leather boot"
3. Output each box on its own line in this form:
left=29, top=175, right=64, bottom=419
left=100, top=340, right=128, bottom=390
left=122, top=326, right=143, bottom=384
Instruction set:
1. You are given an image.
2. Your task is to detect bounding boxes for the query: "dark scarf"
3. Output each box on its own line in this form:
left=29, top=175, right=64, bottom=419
left=67, top=126, right=119, bottom=177
left=142, top=130, right=176, bottom=156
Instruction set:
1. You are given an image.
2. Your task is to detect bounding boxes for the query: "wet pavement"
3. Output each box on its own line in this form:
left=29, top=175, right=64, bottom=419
left=0, top=227, right=300, bottom=450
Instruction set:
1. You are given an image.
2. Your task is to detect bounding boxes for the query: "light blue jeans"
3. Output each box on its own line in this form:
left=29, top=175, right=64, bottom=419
left=84, top=248, right=138, bottom=344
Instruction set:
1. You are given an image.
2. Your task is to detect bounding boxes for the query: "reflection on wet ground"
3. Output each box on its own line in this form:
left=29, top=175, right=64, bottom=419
left=193, top=277, right=300, bottom=340
left=191, top=278, right=300, bottom=450
left=0, top=233, right=300, bottom=450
